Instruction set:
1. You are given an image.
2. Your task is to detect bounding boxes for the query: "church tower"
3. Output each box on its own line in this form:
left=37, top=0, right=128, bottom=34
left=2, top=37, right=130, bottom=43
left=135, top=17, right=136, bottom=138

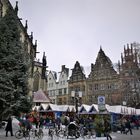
left=120, top=43, right=140, bottom=107
left=41, top=52, right=47, bottom=79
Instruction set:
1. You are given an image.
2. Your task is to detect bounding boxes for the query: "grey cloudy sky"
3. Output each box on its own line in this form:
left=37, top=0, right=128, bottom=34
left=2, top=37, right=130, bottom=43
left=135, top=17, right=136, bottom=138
left=10, top=0, right=140, bottom=73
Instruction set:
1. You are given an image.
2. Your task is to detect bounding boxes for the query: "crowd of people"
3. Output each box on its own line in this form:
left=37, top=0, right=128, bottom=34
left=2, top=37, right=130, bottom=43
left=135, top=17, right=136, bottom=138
left=119, top=115, right=140, bottom=135
left=3, top=113, right=140, bottom=140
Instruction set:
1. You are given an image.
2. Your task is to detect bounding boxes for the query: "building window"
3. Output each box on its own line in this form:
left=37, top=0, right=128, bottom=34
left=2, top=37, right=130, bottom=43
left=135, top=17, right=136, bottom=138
left=33, top=73, right=40, bottom=92
left=114, top=83, right=118, bottom=89
left=58, top=98, right=62, bottom=104
left=100, top=84, right=105, bottom=90
left=49, top=91, right=51, bottom=96
left=95, top=84, right=99, bottom=90
left=63, top=97, right=67, bottom=104
left=107, top=83, right=111, bottom=89
left=64, top=88, right=67, bottom=94
left=59, top=89, right=62, bottom=95
left=88, top=85, right=92, bottom=90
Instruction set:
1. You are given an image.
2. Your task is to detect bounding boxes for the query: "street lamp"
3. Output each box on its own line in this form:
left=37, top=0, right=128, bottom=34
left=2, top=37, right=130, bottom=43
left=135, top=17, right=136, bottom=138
left=71, top=91, right=82, bottom=113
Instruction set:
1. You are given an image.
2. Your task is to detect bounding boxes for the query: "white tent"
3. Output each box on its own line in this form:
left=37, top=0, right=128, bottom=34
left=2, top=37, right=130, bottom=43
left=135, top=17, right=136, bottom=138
left=109, top=105, right=124, bottom=114
left=58, top=105, right=70, bottom=112
left=32, top=106, right=40, bottom=111
left=38, top=103, right=49, bottom=112
left=79, top=104, right=91, bottom=114
left=136, top=109, right=140, bottom=115
left=92, top=104, right=99, bottom=112
left=34, top=103, right=138, bottom=115
left=68, top=105, right=77, bottom=112
left=46, top=103, right=60, bottom=112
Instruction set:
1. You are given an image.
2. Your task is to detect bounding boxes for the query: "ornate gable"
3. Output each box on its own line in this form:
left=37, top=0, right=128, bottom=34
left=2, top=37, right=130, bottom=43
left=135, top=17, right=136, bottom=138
left=88, top=48, right=118, bottom=80
left=120, top=43, right=139, bottom=76
left=69, top=61, right=86, bottom=83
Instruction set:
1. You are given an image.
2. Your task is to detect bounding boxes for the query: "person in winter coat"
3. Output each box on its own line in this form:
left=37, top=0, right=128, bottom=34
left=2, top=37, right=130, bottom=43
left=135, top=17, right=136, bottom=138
left=104, top=120, right=112, bottom=140
left=5, top=116, right=13, bottom=137
left=125, top=119, right=133, bottom=135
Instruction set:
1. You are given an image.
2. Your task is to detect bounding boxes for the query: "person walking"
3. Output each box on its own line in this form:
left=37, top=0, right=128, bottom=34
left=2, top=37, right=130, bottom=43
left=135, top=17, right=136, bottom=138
left=5, top=116, right=13, bottom=137
left=125, top=119, right=133, bottom=135
left=104, top=119, right=112, bottom=140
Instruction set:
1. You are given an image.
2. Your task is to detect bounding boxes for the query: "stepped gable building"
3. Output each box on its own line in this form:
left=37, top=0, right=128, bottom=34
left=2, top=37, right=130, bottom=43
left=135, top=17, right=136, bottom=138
left=119, top=44, right=140, bottom=107
left=68, top=61, right=86, bottom=105
left=87, top=47, right=121, bottom=105
left=0, top=0, right=48, bottom=96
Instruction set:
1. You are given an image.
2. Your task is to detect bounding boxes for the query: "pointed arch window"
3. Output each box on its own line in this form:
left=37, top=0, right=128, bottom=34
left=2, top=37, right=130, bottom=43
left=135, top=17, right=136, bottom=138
left=33, top=72, right=40, bottom=92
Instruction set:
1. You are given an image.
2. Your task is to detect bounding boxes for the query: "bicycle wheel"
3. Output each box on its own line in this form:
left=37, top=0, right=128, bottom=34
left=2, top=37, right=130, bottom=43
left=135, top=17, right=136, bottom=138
left=15, top=130, right=24, bottom=139
left=37, top=132, right=44, bottom=140
left=24, top=131, right=30, bottom=140
left=48, top=129, right=53, bottom=140
left=57, top=130, right=65, bottom=138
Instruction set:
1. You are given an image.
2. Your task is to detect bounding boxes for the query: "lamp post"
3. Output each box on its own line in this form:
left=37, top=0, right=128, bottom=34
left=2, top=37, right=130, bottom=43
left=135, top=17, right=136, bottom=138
left=71, top=90, right=82, bottom=114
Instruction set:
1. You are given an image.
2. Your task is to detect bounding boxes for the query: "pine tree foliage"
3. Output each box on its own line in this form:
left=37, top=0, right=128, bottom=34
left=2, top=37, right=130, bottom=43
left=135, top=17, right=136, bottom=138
left=0, top=8, right=32, bottom=119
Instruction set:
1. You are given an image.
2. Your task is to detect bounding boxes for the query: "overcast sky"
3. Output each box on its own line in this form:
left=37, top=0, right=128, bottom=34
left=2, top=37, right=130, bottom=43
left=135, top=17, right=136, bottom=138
left=10, top=0, right=140, bottom=73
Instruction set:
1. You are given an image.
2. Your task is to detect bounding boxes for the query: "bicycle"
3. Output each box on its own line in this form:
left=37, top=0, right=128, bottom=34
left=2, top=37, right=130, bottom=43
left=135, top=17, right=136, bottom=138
left=80, top=126, right=96, bottom=139
left=15, top=127, right=30, bottom=140
left=48, top=128, right=54, bottom=140
left=30, top=128, right=44, bottom=140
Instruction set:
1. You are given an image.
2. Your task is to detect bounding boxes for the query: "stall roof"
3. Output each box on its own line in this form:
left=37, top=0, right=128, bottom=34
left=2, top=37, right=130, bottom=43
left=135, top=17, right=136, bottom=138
left=79, top=104, right=91, bottom=113
left=38, top=103, right=49, bottom=111
left=32, top=106, right=40, bottom=111
left=136, top=109, right=140, bottom=115
left=34, top=103, right=137, bottom=115
left=33, top=89, right=51, bottom=103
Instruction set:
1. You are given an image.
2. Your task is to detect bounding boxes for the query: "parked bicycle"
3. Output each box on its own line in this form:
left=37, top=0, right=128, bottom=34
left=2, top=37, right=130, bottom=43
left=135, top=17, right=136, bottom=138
left=80, top=125, right=95, bottom=139
left=30, top=128, right=44, bottom=140
left=48, top=128, right=54, bottom=140
left=15, top=127, right=30, bottom=140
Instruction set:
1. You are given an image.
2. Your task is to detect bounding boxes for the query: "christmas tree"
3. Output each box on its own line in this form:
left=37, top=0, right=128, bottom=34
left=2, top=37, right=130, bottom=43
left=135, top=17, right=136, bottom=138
left=0, top=8, right=32, bottom=120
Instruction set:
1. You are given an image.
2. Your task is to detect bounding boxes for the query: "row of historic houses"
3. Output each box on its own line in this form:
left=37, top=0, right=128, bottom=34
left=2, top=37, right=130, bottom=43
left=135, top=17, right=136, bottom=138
left=1, top=0, right=140, bottom=108
left=47, top=45, right=140, bottom=108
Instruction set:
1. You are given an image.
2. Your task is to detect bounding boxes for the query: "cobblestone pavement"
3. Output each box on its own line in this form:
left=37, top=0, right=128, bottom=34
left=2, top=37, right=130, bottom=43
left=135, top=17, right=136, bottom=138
left=0, top=127, right=140, bottom=140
